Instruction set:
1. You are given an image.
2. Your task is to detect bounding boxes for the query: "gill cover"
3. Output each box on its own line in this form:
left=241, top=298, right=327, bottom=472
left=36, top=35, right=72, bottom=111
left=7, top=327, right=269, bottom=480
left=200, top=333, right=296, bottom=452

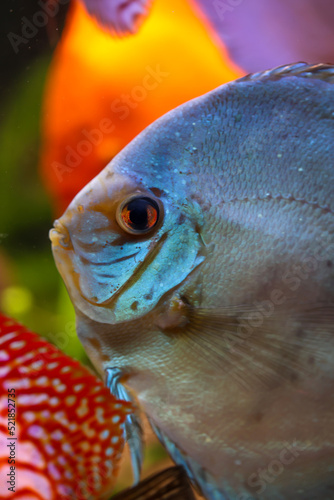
left=51, top=170, right=205, bottom=324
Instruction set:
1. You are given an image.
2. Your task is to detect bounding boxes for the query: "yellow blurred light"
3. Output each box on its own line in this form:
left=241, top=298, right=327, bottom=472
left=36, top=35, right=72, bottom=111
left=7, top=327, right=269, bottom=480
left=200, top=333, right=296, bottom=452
left=1, top=286, right=34, bottom=316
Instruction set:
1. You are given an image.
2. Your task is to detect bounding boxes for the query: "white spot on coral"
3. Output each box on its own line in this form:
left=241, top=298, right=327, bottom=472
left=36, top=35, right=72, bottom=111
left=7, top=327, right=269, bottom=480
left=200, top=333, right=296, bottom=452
left=54, top=411, right=69, bottom=427
left=47, top=362, right=59, bottom=370
left=0, top=366, right=10, bottom=378
left=105, top=447, right=114, bottom=456
left=111, top=436, right=120, bottom=444
left=81, top=441, right=89, bottom=452
left=58, top=455, right=67, bottom=466
left=82, top=422, right=95, bottom=439
left=62, top=442, right=72, bottom=453
left=92, top=444, right=101, bottom=454
left=0, top=351, right=9, bottom=362
left=64, top=470, right=73, bottom=480
left=104, top=459, right=113, bottom=472
left=74, top=384, right=84, bottom=392
left=99, top=430, right=109, bottom=440
left=15, top=352, right=35, bottom=366
left=36, top=376, right=49, bottom=386
left=48, top=463, right=61, bottom=480
left=77, top=398, right=89, bottom=418
left=49, top=397, right=60, bottom=407
left=23, top=411, right=35, bottom=423
left=30, top=360, right=44, bottom=371
left=28, top=425, right=45, bottom=439
left=65, top=395, right=76, bottom=406
left=45, top=444, right=56, bottom=455
left=51, top=430, right=64, bottom=441
left=0, top=331, right=16, bottom=345
left=10, top=340, right=26, bottom=350
left=77, top=405, right=89, bottom=418
left=95, top=407, right=105, bottom=424
left=19, top=393, right=48, bottom=405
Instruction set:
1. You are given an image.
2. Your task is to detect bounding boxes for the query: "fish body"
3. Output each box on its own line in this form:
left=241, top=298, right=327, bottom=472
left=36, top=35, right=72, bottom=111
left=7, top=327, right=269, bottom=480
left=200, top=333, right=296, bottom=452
left=51, top=63, right=334, bottom=499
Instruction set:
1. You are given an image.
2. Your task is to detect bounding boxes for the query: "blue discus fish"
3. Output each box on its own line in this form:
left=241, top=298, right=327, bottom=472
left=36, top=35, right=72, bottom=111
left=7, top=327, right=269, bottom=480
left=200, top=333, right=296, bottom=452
left=51, top=63, right=334, bottom=500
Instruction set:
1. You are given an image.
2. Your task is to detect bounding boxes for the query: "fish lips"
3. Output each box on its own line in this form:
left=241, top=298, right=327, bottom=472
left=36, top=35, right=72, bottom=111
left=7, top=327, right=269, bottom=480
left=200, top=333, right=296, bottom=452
left=51, top=213, right=206, bottom=325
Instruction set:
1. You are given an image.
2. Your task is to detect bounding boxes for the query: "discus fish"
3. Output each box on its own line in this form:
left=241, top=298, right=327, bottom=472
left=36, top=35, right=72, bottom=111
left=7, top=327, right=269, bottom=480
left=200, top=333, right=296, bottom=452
left=0, top=313, right=132, bottom=499
left=51, top=63, right=334, bottom=500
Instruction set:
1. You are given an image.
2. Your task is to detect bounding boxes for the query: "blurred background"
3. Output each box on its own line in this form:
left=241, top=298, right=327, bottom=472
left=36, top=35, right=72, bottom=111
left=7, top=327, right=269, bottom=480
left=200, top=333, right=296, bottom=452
left=0, top=0, right=175, bottom=492
left=1, top=0, right=334, bottom=496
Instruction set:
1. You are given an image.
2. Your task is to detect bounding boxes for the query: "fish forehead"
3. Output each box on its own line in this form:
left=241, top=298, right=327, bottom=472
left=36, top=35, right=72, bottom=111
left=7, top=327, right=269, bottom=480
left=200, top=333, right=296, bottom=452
left=104, top=75, right=334, bottom=211
left=62, top=74, right=334, bottom=230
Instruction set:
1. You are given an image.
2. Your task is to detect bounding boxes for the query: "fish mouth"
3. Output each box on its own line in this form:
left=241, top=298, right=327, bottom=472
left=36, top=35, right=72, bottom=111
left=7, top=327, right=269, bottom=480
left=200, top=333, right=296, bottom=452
left=49, top=220, right=72, bottom=250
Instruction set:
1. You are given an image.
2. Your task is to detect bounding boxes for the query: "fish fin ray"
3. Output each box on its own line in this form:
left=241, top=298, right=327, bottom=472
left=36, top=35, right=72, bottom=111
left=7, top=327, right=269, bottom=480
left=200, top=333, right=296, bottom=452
left=105, top=367, right=143, bottom=484
left=149, top=420, right=228, bottom=500
left=237, top=62, right=334, bottom=84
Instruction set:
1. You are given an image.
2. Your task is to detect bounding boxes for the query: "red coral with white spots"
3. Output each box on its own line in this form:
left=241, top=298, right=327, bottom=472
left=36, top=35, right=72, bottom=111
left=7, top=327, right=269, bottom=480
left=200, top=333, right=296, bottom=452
left=0, top=314, right=132, bottom=499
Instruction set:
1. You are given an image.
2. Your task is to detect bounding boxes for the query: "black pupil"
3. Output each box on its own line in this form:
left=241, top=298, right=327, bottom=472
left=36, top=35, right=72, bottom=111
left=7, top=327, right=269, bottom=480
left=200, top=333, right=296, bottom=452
left=127, top=197, right=157, bottom=230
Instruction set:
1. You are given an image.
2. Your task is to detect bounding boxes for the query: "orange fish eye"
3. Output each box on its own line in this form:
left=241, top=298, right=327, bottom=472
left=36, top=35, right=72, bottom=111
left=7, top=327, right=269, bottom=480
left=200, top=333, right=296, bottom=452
left=118, top=196, right=160, bottom=234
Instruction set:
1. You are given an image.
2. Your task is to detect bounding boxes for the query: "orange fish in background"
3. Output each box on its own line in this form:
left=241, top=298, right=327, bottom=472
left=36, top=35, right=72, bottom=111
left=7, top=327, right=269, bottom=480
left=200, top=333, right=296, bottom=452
left=40, top=0, right=242, bottom=216
left=0, top=313, right=132, bottom=499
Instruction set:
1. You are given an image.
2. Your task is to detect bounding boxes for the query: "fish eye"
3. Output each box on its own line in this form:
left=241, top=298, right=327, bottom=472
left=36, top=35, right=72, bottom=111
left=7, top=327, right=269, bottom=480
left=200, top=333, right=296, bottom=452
left=117, top=196, right=160, bottom=234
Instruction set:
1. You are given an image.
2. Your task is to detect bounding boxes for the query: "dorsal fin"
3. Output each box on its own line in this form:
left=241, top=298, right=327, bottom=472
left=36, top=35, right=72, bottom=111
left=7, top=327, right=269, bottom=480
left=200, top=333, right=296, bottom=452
left=237, top=62, right=334, bottom=84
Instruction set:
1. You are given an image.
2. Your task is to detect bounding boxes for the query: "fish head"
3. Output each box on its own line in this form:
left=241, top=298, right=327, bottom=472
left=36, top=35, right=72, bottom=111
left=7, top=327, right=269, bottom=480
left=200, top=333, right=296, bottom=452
left=50, top=112, right=207, bottom=327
